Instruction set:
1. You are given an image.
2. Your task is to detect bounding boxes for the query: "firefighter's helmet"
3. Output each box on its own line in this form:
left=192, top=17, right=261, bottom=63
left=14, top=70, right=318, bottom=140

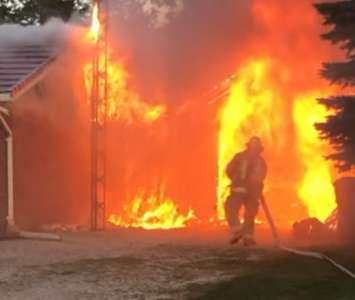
left=246, top=136, right=264, bottom=152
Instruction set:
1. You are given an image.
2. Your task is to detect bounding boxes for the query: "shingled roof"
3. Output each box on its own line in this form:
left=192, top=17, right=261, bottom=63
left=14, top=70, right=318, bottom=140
left=0, top=45, right=56, bottom=101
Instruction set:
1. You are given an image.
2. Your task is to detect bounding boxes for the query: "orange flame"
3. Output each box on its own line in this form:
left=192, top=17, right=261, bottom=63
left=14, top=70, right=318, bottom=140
left=83, top=4, right=192, bottom=231
left=81, top=1, right=339, bottom=230
left=217, top=59, right=286, bottom=219
left=86, top=3, right=100, bottom=43
left=218, top=58, right=337, bottom=223
left=83, top=56, right=165, bottom=122
left=84, top=2, right=165, bottom=123
left=108, top=186, right=196, bottom=230
left=293, top=93, right=336, bottom=221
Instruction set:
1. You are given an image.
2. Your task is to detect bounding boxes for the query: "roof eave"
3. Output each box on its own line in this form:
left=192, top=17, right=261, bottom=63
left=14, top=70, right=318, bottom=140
left=11, top=56, right=56, bottom=101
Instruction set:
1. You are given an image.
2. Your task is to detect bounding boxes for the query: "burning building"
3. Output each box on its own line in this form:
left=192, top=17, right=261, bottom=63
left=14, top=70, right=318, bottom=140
left=0, top=44, right=56, bottom=232
left=83, top=0, right=342, bottom=230
left=0, top=0, right=348, bottom=234
left=0, top=40, right=93, bottom=231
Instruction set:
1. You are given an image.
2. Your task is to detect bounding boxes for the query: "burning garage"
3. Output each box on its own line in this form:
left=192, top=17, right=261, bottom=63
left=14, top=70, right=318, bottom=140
left=0, top=15, right=218, bottom=232
left=0, top=0, right=355, bottom=298
left=0, top=0, right=350, bottom=235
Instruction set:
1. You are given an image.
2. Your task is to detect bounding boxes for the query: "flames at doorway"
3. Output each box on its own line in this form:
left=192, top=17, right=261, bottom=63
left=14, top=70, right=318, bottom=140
left=217, top=59, right=337, bottom=225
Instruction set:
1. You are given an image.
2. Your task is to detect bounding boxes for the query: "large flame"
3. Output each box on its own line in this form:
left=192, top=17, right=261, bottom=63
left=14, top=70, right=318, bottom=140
left=84, top=3, right=165, bottom=123
left=84, top=3, right=193, bottom=230
left=83, top=56, right=165, bottom=122
left=217, top=59, right=286, bottom=219
left=293, top=94, right=336, bottom=221
left=218, top=58, right=337, bottom=223
left=108, top=186, right=196, bottom=230
left=79, top=1, right=340, bottom=230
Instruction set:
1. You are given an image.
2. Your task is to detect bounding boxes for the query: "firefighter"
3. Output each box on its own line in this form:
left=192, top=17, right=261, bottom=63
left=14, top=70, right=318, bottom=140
left=224, top=136, right=267, bottom=246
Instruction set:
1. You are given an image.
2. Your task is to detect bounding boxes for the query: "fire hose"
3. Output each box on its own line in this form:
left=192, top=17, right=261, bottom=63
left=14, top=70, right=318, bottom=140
left=260, top=195, right=355, bottom=280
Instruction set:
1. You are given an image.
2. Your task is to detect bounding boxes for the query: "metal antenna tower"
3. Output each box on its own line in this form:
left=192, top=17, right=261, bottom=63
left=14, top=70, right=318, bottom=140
left=90, top=0, right=109, bottom=230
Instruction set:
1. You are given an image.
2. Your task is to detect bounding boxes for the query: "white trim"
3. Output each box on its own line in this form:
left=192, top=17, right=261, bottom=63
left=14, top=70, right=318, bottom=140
left=6, top=136, right=14, bottom=225
left=12, top=59, right=54, bottom=100
left=0, top=93, right=11, bottom=102
left=0, top=108, right=61, bottom=240
left=0, top=113, right=14, bottom=226
left=0, top=106, right=9, bottom=116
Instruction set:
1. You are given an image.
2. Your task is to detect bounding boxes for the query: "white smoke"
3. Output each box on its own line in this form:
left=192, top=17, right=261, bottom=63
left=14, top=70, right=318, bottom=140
left=0, top=18, right=72, bottom=47
left=136, top=0, right=184, bottom=28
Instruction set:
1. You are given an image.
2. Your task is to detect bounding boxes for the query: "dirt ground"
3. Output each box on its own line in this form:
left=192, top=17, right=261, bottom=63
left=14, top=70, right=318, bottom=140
left=0, top=227, right=353, bottom=300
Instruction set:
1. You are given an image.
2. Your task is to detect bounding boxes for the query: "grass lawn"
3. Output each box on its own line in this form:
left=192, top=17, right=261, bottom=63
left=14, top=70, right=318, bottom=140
left=188, top=249, right=355, bottom=300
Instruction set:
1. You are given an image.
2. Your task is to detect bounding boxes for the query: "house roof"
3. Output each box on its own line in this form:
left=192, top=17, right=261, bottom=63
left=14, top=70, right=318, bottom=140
left=0, top=45, right=56, bottom=101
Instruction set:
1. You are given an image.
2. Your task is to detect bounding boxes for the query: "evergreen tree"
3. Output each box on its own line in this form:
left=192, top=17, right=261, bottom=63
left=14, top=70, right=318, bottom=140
left=0, top=0, right=90, bottom=25
left=315, top=0, right=355, bottom=172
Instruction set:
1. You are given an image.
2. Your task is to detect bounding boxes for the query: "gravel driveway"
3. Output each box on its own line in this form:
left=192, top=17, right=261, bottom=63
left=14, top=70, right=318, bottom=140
left=0, top=228, right=270, bottom=300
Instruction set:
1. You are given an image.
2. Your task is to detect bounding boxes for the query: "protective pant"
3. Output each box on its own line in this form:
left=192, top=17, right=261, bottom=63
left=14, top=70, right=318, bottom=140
left=224, top=191, right=259, bottom=236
